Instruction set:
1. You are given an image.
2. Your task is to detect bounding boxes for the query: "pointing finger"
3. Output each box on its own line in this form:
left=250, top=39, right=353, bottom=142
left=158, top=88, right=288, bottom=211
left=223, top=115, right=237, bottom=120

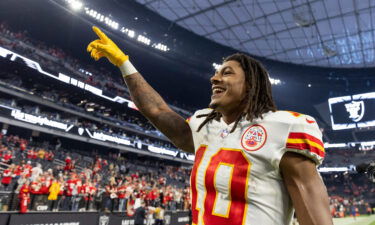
left=92, top=26, right=109, bottom=42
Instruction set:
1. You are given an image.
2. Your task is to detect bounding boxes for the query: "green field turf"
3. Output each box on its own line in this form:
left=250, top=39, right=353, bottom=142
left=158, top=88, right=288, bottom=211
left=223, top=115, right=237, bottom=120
left=333, top=215, right=375, bottom=225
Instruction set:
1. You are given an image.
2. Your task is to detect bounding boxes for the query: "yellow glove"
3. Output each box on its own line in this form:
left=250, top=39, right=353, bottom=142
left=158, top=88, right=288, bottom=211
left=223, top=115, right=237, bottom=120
left=87, top=26, right=129, bottom=67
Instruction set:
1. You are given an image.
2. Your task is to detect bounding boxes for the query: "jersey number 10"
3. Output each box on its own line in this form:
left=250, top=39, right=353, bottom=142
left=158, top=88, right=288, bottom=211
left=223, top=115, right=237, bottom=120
left=191, top=145, right=252, bottom=225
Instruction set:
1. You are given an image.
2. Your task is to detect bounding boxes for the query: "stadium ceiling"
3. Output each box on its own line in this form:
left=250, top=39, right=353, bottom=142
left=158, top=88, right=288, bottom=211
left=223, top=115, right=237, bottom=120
left=135, top=0, right=375, bottom=68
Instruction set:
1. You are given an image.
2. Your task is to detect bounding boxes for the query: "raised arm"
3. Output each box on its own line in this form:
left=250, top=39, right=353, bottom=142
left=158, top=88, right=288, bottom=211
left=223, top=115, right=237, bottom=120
left=87, top=26, right=194, bottom=153
left=123, top=73, right=194, bottom=153
left=280, top=152, right=333, bottom=225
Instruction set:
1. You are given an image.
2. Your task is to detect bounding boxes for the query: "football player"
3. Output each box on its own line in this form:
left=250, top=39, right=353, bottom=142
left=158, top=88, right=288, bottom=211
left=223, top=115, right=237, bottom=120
left=87, top=26, right=333, bottom=225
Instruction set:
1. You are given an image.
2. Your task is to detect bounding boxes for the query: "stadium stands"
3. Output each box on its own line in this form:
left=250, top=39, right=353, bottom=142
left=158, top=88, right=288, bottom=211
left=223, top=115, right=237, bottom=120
left=0, top=12, right=374, bottom=225
left=0, top=133, right=191, bottom=212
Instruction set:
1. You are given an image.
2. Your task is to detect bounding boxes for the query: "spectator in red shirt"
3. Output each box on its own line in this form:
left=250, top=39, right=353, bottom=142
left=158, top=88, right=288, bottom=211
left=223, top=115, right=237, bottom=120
left=62, top=174, right=75, bottom=211
left=40, top=173, right=52, bottom=204
left=19, top=180, right=31, bottom=213
left=32, top=149, right=38, bottom=160
left=45, top=150, right=54, bottom=161
left=23, top=161, right=33, bottom=178
left=131, top=172, right=139, bottom=180
left=148, top=187, right=158, bottom=206
left=117, top=181, right=127, bottom=212
left=30, top=176, right=42, bottom=210
left=27, top=149, right=36, bottom=160
left=2, top=150, right=13, bottom=164
left=13, top=163, right=23, bottom=180
left=1, top=164, right=14, bottom=191
left=71, top=176, right=82, bottom=211
left=65, top=155, right=71, bottom=165
left=19, top=141, right=27, bottom=152
left=64, top=157, right=75, bottom=172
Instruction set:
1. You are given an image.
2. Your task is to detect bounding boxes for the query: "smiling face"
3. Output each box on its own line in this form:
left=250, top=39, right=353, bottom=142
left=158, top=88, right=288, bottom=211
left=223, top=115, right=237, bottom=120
left=209, top=60, right=247, bottom=115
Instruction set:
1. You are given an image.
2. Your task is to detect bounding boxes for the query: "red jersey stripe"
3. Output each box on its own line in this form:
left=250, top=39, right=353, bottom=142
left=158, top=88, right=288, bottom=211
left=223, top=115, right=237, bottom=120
left=288, top=132, right=324, bottom=147
left=286, top=142, right=325, bottom=158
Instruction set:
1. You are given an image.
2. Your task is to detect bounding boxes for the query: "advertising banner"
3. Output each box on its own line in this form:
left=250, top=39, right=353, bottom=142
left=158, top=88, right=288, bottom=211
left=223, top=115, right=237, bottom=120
left=9, top=212, right=99, bottom=225
left=165, top=211, right=190, bottom=225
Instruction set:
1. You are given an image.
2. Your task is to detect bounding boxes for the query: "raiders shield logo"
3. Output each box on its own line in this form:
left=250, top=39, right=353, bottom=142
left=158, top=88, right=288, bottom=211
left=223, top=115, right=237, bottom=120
left=241, top=124, right=267, bottom=152
left=78, top=127, right=84, bottom=135
left=345, top=101, right=365, bottom=122
left=99, top=215, right=109, bottom=225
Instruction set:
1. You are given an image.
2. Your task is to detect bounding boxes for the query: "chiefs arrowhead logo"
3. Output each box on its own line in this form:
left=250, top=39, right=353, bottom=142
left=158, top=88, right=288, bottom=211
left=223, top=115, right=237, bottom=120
left=241, top=124, right=267, bottom=152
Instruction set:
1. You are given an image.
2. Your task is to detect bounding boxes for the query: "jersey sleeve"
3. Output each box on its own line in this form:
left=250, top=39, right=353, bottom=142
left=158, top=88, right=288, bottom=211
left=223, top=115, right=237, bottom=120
left=284, top=115, right=325, bottom=165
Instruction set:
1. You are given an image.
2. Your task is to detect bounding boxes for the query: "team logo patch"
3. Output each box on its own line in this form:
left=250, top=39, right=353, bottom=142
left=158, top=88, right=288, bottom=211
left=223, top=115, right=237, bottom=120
left=241, top=124, right=267, bottom=151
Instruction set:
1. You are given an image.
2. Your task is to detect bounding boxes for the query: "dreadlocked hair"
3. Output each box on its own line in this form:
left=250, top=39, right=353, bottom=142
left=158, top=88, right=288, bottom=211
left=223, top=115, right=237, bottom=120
left=197, top=53, right=277, bottom=133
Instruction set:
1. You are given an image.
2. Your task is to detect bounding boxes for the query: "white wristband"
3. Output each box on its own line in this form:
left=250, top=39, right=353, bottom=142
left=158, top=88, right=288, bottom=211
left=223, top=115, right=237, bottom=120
left=119, top=60, right=138, bottom=77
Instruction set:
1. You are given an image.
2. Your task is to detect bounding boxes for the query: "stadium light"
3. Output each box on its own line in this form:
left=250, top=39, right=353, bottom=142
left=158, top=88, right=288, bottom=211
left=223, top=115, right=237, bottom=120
left=127, top=30, right=135, bottom=38
left=137, top=35, right=151, bottom=45
left=121, top=28, right=136, bottom=38
left=78, top=68, right=92, bottom=76
left=104, top=17, right=119, bottom=30
left=324, top=143, right=347, bottom=148
left=84, top=7, right=118, bottom=30
left=269, top=77, right=281, bottom=85
left=79, top=5, right=170, bottom=52
left=152, top=43, right=169, bottom=52
left=212, top=63, right=221, bottom=70
left=318, top=167, right=349, bottom=173
left=66, top=0, right=83, bottom=11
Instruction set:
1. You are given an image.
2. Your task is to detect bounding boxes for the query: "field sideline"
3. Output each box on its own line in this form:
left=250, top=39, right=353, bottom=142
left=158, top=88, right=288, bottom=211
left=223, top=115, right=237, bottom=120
left=333, top=215, right=375, bottom=225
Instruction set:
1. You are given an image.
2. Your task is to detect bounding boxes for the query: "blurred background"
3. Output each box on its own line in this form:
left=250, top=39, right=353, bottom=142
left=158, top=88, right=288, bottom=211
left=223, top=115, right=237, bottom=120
left=0, top=0, right=374, bottom=224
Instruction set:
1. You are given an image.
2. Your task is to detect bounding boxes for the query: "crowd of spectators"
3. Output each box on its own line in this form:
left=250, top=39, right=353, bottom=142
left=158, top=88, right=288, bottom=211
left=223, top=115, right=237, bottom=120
left=0, top=22, right=196, bottom=113
left=0, top=97, right=177, bottom=152
left=329, top=196, right=372, bottom=218
left=0, top=75, right=167, bottom=137
left=322, top=172, right=375, bottom=217
left=4, top=92, right=375, bottom=170
left=323, top=172, right=375, bottom=202
left=1, top=20, right=375, bottom=221
left=323, top=148, right=375, bottom=167
left=1, top=131, right=374, bottom=215
left=0, top=22, right=127, bottom=98
left=0, top=29, right=192, bottom=138
left=0, top=133, right=191, bottom=214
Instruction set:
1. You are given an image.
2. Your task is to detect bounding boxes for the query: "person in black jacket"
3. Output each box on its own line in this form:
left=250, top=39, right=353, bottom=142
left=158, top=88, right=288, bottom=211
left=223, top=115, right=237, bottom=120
left=134, top=202, right=146, bottom=225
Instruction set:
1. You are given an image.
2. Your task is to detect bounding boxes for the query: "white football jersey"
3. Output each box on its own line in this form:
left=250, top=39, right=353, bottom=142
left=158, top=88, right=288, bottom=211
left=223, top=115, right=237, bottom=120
left=187, top=109, right=325, bottom=225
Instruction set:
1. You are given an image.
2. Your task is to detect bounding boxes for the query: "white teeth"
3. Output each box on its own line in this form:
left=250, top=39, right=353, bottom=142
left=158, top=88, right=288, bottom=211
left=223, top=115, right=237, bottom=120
left=212, top=87, right=225, bottom=94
